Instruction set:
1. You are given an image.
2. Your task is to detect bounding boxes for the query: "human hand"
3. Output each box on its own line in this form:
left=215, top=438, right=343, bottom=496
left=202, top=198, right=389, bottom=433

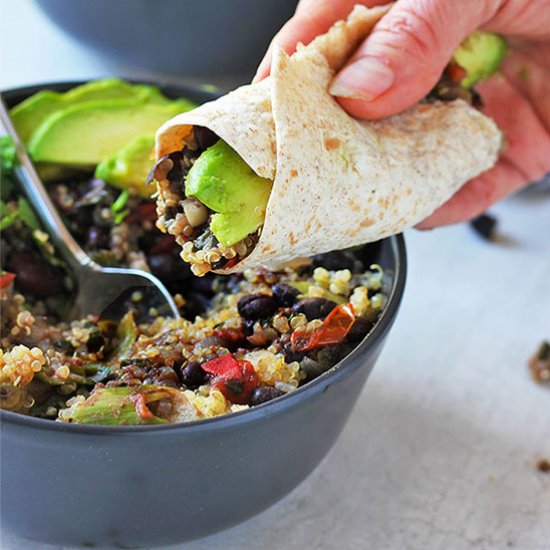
left=254, top=0, right=550, bottom=228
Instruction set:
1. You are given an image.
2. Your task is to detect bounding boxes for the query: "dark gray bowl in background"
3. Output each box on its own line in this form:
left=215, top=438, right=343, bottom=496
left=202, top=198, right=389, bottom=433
left=34, top=0, right=298, bottom=80
left=0, top=81, right=407, bottom=548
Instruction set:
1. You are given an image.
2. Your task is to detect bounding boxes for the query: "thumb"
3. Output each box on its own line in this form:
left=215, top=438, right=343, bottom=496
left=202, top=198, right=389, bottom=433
left=330, top=0, right=499, bottom=119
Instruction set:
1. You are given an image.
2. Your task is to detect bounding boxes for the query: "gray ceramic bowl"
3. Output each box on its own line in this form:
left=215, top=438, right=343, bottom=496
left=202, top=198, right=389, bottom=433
left=0, top=81, right=407, bottom=548
left=34, top=0, right=299, bottom=79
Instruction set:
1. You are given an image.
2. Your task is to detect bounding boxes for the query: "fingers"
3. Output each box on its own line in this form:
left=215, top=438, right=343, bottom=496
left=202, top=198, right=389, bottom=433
left=477, top=74, right=550, bottom=183
left=416, top=160, right=525, bottom=228
left=482, top=0, right=550, bottom=39
left=330, top=0, right=499, bottom=119
left=253, top=0, right=388, bottom=82
left=418, top=72, right=550, bottom=228
left=499, top=44, right=550, bottom=132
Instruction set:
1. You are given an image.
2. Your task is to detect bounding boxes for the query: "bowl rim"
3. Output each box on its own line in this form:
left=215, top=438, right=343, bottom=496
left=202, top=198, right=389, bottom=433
left=0, top=80, right=407, bottom=435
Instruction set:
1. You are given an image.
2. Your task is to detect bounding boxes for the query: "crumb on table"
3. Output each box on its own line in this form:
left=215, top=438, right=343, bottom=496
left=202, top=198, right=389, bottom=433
left=528, top=341, right=550, bottom=384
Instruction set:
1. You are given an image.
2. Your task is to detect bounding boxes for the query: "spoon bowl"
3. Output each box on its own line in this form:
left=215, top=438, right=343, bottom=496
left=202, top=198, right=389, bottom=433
left=0, top=97, right=180, bottom=320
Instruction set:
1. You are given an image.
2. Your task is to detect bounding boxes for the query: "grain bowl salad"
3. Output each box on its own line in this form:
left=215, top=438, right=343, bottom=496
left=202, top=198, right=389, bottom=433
left=0, top=126, right=389, bottom=426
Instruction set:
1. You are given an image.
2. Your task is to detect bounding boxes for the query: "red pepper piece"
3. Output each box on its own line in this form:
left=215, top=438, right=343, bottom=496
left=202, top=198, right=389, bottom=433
left=202, top=354, right=259, bottom=404
left=202, top=354, right=241, bottom=377
left=291, top=303, right=356, bottom=352
left=130, top=392, right=155, bottom=420
left=446, top=62, right=467, bottom=83
left=0, top=272, right=16, bottom=289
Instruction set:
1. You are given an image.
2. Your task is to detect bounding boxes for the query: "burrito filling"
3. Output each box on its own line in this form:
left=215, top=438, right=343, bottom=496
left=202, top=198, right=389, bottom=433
left=153, top=127, right=273, bottom=276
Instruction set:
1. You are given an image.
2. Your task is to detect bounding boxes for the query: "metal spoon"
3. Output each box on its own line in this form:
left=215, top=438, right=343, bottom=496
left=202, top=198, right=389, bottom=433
left=0, top=98, right=180, bottom=320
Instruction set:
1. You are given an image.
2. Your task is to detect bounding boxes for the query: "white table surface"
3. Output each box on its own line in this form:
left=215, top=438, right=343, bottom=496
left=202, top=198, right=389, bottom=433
left=1, top=2, right=549, bottom=549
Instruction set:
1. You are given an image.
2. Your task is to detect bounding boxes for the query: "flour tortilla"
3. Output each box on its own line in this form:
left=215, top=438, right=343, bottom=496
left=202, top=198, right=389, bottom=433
left=155, top=4, right=502, bottom=273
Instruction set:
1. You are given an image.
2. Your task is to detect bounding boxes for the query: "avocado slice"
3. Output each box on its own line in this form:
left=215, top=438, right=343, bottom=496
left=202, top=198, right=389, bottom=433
left=28, top=98, right=192, bottom=167
left=95, top=135, right=156, bottom=197
left=453, top=31, right=507, bottom=88
left=186, top=140, right=272, bottom=247
left=10, top=78, right=175, bottom=144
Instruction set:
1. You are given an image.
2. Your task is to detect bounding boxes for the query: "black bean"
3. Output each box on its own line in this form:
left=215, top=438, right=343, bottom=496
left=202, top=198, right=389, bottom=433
left=179, top=292, right=211, bottom=319
left=86, top=331, right=105, bottom=353
left=53, top=339, right=75, bottom=354
left=7, top=250, right=65, bottom=296
left=237, top=294, right=277, bottom=320
left=210, top=257, right=229, bottom=270
left=281, top=341, right=304, bottom=363
left=292, top=298, right=337, bottom=320
left=346, top=317, right=374, bottom=342
left=470, top=213, right=497, bottom=241
left=272, top=283, right=300, bottom=307
left=86, top=226, right=110, bottom=250
left=166, top=151, right=186, bottom=193
left=148, top=253, right=181, bottom=282
left=313, top=250, right=357, bottom=271
left=188, top=273, right=216, bottom=296
left=354, top=241, right=382, bottom=271
left=69, top=206, right=94, bottom=231
left=164, top=206, right=178, bottom=220
left=179, top=361, right=207, bottom=389
left=194, top=126, right=219, bottom=150
left=249, top=386, right=285, bottom=406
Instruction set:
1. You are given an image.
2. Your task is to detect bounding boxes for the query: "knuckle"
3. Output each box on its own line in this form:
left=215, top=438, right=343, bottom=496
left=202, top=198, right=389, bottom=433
left=376, top=4, right=441, bottom=65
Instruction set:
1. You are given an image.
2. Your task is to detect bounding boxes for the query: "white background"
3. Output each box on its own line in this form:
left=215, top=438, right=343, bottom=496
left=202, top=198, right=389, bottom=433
left=1, top=1, right=549, bottom=549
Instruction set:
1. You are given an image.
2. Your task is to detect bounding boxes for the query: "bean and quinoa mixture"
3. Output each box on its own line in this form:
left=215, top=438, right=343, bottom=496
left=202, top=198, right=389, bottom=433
left=0, top=138, right=389, bottom=426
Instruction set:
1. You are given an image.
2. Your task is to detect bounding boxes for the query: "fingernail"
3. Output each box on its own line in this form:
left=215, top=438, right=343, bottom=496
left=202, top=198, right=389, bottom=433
left=330, top=56, right=394, bottom=101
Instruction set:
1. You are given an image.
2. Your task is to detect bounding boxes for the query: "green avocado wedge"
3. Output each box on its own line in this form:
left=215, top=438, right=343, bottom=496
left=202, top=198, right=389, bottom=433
left=28, top=98, right=193, bottom=167
left=10, top=78, right=174, bottom=144
left=453, top=31, right=507, bottom=88
left=95, top=135, right=156, bottom=197
left=185, top=140, right=273, bottom=247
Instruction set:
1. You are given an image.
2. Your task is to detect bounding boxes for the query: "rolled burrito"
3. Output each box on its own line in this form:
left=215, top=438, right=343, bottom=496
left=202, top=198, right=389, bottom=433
left=152, top=4, right=502, bottom=276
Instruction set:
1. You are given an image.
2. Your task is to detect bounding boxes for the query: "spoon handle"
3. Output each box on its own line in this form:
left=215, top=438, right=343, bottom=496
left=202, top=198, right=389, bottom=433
left=0, top=97, right=91, bottom=274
